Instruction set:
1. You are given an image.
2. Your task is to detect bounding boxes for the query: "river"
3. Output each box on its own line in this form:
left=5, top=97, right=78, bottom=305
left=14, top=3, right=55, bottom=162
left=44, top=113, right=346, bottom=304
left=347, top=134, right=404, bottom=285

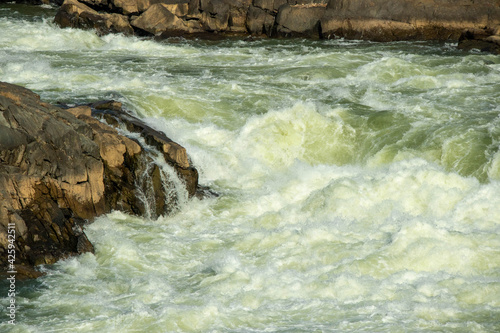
left=1, top=4, right=500, bottom=332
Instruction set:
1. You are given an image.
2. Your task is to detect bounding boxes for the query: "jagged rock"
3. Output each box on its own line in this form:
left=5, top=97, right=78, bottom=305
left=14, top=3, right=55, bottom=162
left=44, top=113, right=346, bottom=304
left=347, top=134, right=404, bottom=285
left=0, top=81, right=200, bottom=277
left=458, top=26, right=500, bottom=54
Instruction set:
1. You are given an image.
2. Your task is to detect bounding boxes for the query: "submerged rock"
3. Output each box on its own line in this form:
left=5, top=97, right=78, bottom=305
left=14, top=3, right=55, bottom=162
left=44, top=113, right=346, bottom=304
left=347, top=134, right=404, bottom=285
left=0, top=82, right=200, bottom=277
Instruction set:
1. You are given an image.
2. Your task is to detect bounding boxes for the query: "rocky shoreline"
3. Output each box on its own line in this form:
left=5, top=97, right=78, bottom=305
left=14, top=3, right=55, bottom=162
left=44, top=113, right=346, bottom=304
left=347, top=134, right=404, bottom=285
left=50, top=0, right=500, bottom=53
left=0, top=82, right=200, bottom=278
left=1, top=0, right=499, bottom=51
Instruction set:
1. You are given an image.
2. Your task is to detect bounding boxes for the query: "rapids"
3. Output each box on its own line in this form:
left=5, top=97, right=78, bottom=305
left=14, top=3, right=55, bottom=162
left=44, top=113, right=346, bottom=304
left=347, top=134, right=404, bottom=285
left=1, top=4, right=500, bottom=332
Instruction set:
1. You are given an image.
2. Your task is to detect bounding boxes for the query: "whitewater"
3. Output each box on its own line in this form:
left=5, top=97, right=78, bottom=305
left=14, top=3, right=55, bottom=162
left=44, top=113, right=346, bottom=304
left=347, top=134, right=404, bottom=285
left=1, top=4, right=500, bottom=332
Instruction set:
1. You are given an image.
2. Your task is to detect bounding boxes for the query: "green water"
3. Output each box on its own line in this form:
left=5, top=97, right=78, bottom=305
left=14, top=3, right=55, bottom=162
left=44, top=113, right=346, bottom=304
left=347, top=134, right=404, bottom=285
left=1, top=4, right=500, bottom=332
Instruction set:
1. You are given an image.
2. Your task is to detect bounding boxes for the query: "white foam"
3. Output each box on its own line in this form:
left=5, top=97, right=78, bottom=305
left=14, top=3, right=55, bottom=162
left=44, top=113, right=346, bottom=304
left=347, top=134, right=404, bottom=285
left=2, top=11, right=500, bottom=332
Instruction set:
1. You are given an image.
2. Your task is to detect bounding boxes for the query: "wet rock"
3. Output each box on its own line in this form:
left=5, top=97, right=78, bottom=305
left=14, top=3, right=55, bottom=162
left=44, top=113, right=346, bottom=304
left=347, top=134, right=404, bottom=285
left=458, top=26, right=500, bottom=54
left=55, top=0, right=134, bottom=35
left=0, top=81, right=200, bottom=277
left=92, top=107, right=199, bottom=197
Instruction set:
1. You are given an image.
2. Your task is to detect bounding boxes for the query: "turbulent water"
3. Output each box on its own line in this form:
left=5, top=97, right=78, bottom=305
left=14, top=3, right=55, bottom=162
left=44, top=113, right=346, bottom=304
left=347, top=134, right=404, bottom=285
left=1, top=4, right=500, bottom=332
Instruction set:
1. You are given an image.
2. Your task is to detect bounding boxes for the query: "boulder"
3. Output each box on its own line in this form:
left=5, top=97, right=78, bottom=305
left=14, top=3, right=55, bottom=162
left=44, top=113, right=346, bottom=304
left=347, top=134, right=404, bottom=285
left=196, top=0, right=252, bottom=33
left=131, top=3, right=189, bottom=35
left=275, top=3, right=326, bottom=38
left=246, top=0, right=317, bottom=36
left=54, top=0, right=134, bottom=35
left=458, top=26, right=500, bottom=54
left=0, top=82, right=200, bottom=278
left=321, top=0, right=500, bottom=42
left=227, top=1, right=252, bottom=33
left=246, top=5, right=275, bottom=35
left=131, top=3, right=202, bottom=36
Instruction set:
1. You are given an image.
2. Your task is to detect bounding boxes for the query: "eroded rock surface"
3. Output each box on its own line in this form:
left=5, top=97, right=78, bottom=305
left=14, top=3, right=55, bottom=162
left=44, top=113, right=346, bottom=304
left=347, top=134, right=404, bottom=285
left=0, top=82, right=199, bottom=277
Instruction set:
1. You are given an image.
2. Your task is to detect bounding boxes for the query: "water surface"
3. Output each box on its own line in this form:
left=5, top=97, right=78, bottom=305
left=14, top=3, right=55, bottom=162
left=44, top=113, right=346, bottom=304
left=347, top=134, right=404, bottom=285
left=1, top=4, right=500, bottom=332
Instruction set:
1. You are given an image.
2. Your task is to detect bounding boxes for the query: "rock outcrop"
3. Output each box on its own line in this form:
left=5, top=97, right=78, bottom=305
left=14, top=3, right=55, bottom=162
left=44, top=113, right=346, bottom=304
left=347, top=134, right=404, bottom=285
left=0, top=82, right=199, bottom=278
left=321, top=0, right=500, bottom=42
left=52, top=0, right=500, bottom=52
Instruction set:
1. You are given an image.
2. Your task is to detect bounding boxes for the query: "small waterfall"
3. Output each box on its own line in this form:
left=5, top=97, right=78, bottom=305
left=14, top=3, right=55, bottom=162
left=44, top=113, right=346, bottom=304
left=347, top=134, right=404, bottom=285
left=91, top=107, right=193, bottom=220
left=134, top=139, right=190, bottom=220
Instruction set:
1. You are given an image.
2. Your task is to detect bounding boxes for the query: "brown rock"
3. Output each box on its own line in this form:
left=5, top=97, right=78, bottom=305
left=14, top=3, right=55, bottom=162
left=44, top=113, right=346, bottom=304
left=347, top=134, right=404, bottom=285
left=321, top=0, right=500, bottom=41
left=458, top=27, right=500, bottom=54
left=0, top=81, right=201, bottom=277
left=131, top=3, right=198, bottom=36
left=275, top=3, right=326, bottom=38
left=93, top=107, right=199, bottom=197
left=52, top=0, right=500, bottom=42
left=79, top=0, right=109, bottom=9
left=55, top=0, right=134, bottom=35
left=111, top=0, right=139, bottom=15
left=66, top=106, right=92, bottom=118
